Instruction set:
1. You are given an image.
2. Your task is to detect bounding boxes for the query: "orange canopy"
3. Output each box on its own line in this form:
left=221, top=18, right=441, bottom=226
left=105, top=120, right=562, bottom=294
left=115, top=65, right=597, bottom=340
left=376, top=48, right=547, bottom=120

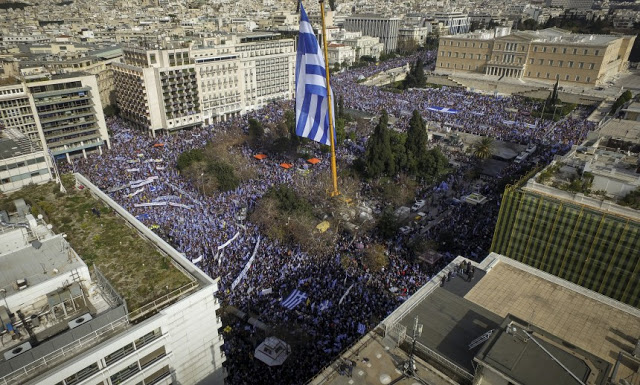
left=153, top=143, right=165, bottom=148
left=307, top=158, right=321, bottom=165
left=279, top=163, right=293, bottom=169
left=254, top=154, right=267, bottom=160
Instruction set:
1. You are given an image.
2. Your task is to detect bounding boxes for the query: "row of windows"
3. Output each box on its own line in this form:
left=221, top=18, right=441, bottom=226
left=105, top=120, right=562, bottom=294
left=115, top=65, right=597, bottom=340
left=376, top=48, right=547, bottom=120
left=441, top=51, right=490, bottom=60
left=0, top=98, right=30, bottom=108
left=533, top=46, right=599, bottom=56
left=0, top=88, right=24, bottom=96
left=1, top=169, right=49, bottom=184
left=528, top=59, right=595, bottom=69
left=441, top=40, right=489, bottom=48
left=527, top=71, right=591, bottom=83
left=440, top=39, right=602, bottom=57
left=0, top=157, right=46, bottom=171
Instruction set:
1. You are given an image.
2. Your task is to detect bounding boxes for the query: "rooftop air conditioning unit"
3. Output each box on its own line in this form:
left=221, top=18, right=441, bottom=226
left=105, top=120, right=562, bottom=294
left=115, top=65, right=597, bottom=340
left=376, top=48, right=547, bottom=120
left=16, top=279, right=27, bottom=290
left=3, top=341, right=32, bottom=360
left=68, top=313, right=93, bottom=329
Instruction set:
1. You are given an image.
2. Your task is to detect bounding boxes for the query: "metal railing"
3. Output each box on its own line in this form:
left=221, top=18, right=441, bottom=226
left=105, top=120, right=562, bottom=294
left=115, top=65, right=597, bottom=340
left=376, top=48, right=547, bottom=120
left=0, top=315, right=129, bottom=385
left=128, top=280, right=199, bottom=322
left=413, top=340, right=474, bottom=382
left=94, top=264, right=128, bottom=313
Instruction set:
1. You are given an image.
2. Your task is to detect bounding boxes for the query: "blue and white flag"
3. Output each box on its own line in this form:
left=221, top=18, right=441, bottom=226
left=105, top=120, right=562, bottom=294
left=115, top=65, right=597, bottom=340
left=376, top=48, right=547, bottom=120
left=295, top=3, right=335, bottom=146
left=318, top=300, right=331, bottom=312
left=357, top=323, right=366, bottom=334
left=427, top=106, right=458, bottom=114
left=282, top=289, right=307, bottom=310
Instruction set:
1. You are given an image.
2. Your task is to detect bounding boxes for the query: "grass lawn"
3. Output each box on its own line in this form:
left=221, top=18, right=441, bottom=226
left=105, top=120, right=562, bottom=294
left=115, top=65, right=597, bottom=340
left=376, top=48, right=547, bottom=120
left=0, top=175, right=192, bottom=312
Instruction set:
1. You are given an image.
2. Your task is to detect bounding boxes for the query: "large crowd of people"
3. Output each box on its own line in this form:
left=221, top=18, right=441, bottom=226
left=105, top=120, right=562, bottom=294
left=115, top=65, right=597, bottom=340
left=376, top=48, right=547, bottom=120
left=66, top=49, right=597, bottom=384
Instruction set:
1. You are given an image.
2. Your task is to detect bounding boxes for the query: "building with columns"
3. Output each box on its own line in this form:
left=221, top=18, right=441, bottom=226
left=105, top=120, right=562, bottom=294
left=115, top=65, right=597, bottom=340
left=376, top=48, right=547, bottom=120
left=435, top=27, right=636, bottom=86
left=344, top=14, right=401, bottom=53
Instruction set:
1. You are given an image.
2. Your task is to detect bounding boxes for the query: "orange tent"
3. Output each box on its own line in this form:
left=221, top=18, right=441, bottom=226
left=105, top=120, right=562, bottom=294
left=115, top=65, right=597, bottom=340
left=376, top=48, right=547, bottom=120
left=254, top=154, right=267, bottom=160
left=279, top=163, right=293, bottom=169
left=307, top=158, right=321, bottom=165
left=153, top=143, right=165, bottom=148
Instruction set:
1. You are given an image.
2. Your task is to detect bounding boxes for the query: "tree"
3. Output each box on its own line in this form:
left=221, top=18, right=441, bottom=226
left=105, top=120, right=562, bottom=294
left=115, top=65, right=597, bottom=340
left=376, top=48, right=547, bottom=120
left=376, top=207, right=398, bottom=239
left=472, top=137, right=494, bottom=159
left=403, top=57, right=426, bottom=89
left=520, top=18, right=539, bottom=30
left=338, top=94, right=345, bottom=119
left=336, top=118, right=346, bottom=144
left=248, top=118, right=264, bottom=144
left=405, top=110, right=428, bottom=174
left=328, top=0, right=336, bottom=11
left=364, top=111, right=395, bottom=177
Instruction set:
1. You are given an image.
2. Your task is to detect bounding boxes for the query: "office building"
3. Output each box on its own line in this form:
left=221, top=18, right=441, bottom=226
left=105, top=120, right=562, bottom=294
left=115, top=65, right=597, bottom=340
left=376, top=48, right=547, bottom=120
left=0, top=173, right=226, bottom=385
left=491, top=130, right=640, bottom=308
left=344, top=14, right=401, bottom=53
left=0, top=75, right=111, bottom=162
left=433, top=11, right=471, bottom=35
left=0, top=129, right=51, bottom=193
left=435, top=27, right=636, bottom=86
left=113, top=33, right=296, bottom=135
left=311, top=254, right=640, bottom=385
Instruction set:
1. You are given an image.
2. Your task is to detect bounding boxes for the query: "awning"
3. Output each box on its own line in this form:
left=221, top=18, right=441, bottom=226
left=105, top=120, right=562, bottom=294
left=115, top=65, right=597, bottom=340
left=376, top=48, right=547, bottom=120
left=280, top=163, right=293, bottom=169
left=254, top=154, right=267, bottom=160
left=307, top=158, right=321, bottom=165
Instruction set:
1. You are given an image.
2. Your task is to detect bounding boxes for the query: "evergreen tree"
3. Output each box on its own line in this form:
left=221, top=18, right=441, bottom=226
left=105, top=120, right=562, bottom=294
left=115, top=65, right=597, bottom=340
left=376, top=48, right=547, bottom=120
left=328, top=0, right=336, bottom=11
left=364, top=111, right=394, bottom=177
left=403, top=58, right=426, bottom=89
left=405, top=110, right=428, bottom=174
left=338, top=94, right=345, bottom=119
left=248, top=118, right=264, bottom=144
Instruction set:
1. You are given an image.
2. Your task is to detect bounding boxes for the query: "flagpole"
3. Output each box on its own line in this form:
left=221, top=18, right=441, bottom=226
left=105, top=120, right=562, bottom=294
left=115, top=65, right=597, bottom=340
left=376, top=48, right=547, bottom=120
left=318, top=0, right=339, bottom=197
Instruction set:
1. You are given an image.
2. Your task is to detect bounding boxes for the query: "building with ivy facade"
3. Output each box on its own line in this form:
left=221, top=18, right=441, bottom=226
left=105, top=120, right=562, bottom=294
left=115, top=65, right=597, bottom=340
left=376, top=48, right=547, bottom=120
left=491, top=137, right=640, bottom=308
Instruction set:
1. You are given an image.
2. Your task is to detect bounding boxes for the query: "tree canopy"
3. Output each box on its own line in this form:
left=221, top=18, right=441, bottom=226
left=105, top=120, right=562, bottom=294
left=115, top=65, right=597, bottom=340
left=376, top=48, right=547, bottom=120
left=403, top=58, right=427, bottom=89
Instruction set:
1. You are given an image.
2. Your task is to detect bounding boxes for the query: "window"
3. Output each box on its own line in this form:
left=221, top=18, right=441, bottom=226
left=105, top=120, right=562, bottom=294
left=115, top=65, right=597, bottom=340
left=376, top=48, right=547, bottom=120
left=584, top=49, right=588, bottom=55
left=529, top=58, right=534, bottom=64
left=558, top=60, right=563, bottom=67
left=562, top=48, right=567, bottom=54
left=589, top=63, right=594, bottom=69
left=542, top=47, right=547, bottom=52
left=568, top=61, right=574, bottom=68
left=549, top=60, right=554, bottom=66
left=573, top=48, right=577, bottom=54
left=579, top=62, right=584, bottom=69
left=546, top=73, right=550, bottom=78
left=565, top=74, right=569, bottom=80
left=536, top=72, right=540, bottom=77
left=594, top=50, right=599, bottom=55
left=575, top=75, right=580, bottom=81
left=586, top=77, right=591, bottom=83
left=538, top=59, right=543, bottom=65
left=552, top=47, right=557, bottom=53
left=533, top=46, right=538, bottom=52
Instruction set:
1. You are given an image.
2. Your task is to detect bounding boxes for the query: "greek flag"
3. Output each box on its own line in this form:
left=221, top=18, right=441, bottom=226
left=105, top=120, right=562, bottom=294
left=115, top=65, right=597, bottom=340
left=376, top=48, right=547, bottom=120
left=357, top=323, right=366, bottom=334
left=282, top=289, right=307, bottom=310
left=295, top=3, right=335, bottom=146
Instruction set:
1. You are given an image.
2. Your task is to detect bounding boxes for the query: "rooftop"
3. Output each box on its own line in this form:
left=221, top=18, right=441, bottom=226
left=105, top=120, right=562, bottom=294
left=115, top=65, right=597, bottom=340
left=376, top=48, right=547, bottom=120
left=0, top=129, right=41, bottom=161
left=467, top=255, right=640, bottom=384
left=312, top=254, right=640, bottom=385
left=0, top=174, right=194, bottom=314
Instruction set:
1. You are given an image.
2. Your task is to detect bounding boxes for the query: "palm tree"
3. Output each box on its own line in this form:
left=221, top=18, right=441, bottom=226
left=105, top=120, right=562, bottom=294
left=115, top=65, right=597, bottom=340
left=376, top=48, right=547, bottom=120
left=472, top=137, right=494, bottom=159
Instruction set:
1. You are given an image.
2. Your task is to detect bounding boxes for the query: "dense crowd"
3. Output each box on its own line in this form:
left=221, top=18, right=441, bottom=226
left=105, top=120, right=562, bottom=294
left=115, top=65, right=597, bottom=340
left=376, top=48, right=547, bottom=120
left=66, top=49, right=595, bottom=384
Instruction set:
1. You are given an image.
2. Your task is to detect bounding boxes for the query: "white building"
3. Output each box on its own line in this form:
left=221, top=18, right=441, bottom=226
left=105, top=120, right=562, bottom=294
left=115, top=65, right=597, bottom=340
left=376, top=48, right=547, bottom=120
left=344, top=14, right=401, bottom=53
left=0, top=174, right=226, bottom=385
left=113, top=33, right=296, bottom=134
left=433, top=11, right=471, bottom=35
left=0, top=129, right=52, bottom=193
left=0, top=75, right=111, bottom=162
left=327, top=43, right=355, bottom=67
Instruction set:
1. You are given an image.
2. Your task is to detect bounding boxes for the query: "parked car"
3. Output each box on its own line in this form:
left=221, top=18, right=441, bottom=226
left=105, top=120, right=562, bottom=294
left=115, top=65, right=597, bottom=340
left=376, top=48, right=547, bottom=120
left=411, top=199, right=426, bottom=212
left=399, top=226, right=412, bottom=235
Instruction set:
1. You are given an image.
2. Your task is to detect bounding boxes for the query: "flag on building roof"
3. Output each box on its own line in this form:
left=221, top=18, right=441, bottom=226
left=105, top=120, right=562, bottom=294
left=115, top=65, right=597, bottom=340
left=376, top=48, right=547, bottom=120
left=295, top=3, right=335, bottom=146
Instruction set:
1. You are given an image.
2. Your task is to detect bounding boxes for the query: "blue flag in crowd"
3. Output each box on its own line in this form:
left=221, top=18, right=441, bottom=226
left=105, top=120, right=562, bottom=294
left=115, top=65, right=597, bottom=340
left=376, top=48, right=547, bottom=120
left=295, top=3, right=335, bottom=146
left=282, top=289, right=307, bottom=310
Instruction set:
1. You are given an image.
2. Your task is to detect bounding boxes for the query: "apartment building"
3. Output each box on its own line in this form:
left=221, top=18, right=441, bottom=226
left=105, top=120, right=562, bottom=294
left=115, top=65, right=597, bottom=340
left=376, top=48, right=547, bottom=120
left=435, top=27, right=636, bottom=85
left=0, top=75, right=110, bottom=162
left=0, top=174, right=226, bottom=385
left=0, top=129, right=51, bottom=193
left=113, top=33, right=295, bottom=135
left=433, top=11, right=471, bottom=35
left=344, top=14, right=401, bottom=53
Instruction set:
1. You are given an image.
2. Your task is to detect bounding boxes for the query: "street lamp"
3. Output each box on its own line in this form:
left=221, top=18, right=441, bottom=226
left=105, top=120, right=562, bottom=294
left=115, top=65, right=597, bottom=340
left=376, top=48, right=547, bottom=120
left=200, top=172, right=204, bottom=196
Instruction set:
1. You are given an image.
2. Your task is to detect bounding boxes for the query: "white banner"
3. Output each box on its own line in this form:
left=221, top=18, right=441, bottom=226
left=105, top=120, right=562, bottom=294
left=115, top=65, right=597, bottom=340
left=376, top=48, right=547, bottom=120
left=126, top=168, right=140, bottom=172
left=134, top=202, right=167, bottom=208
left=231, top=236, right=261, bottom=290
left=338, top=283, right=354, bottom=306
left=192, top=255, right=203, bottom=264
left=218, top=232, right=240, bottom=250
left=127, top=187, right=144, bottom=198
left=167, top=202, right=193, bottom=209
left=260, top=288, right=273, bottom=295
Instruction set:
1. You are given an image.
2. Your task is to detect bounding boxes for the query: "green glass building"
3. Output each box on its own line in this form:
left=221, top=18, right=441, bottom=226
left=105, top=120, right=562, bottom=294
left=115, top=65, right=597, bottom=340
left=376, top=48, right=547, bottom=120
left=492, top=186, right=640, bottom=308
